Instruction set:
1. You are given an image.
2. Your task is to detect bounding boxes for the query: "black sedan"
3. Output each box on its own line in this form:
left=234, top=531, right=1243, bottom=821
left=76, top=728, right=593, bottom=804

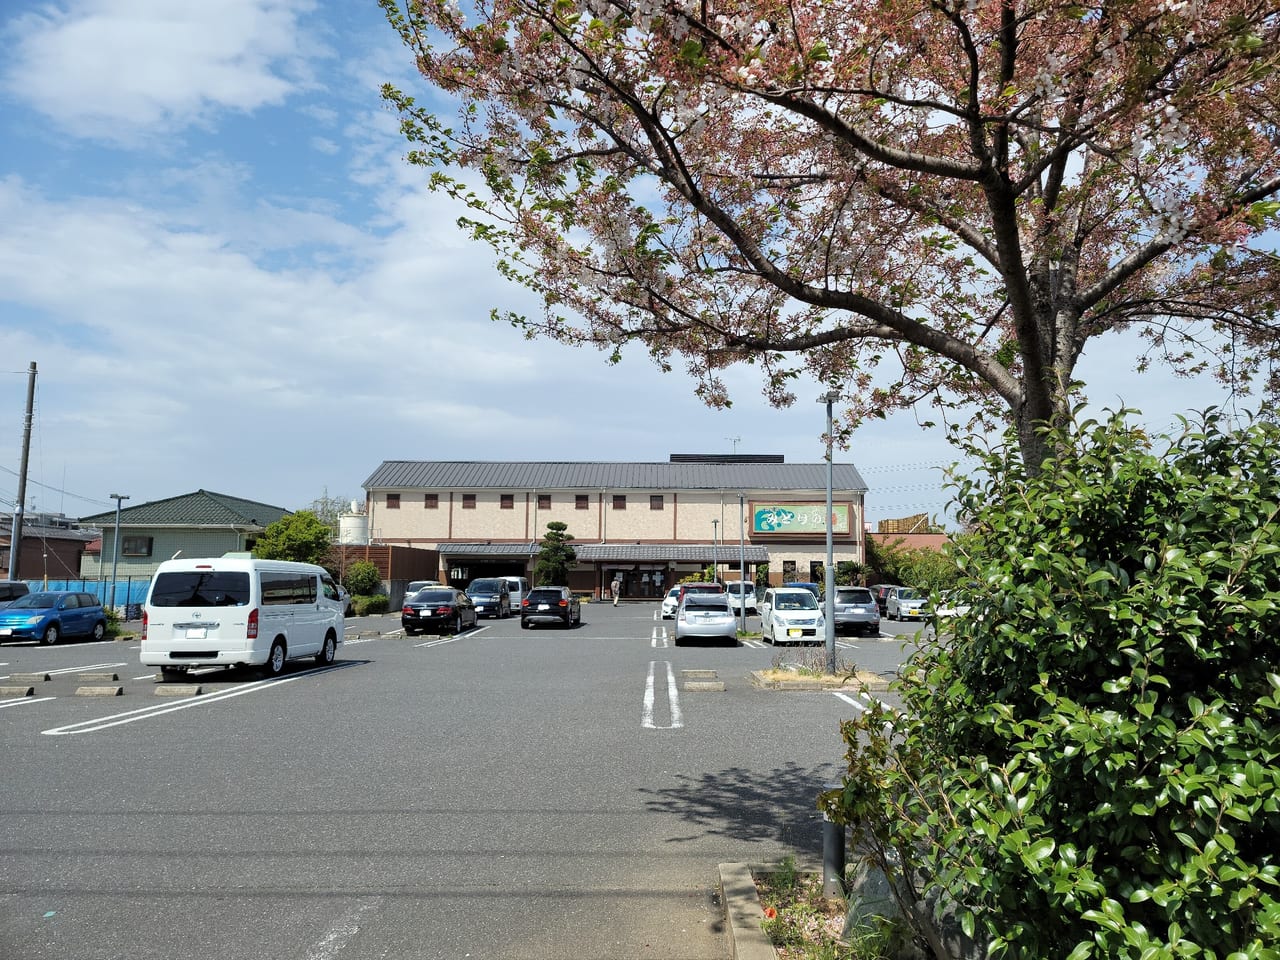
left=520, top=586, right=581, bottom=629
left=402, top=588, right=478, bottom=636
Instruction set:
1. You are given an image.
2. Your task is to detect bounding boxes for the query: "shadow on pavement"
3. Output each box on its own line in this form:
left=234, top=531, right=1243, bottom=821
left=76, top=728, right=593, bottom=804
left=640, top=761, right=842, bottom=855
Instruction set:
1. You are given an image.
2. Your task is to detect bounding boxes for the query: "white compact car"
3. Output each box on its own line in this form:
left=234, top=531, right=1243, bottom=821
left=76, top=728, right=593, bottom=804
left=724, top=581, right=757, bottom=615
left=759, top=587, right=824, bottom=645
left=660, top=586, right=681, bottom=619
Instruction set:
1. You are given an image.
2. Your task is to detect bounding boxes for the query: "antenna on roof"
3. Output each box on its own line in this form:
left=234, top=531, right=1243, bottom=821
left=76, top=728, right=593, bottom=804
left=726, top=436, right=741, bottom=454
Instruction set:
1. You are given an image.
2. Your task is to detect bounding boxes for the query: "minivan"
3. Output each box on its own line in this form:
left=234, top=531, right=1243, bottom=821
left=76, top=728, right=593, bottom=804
left=141, top=557, right=344, bottom=681
left=0, top=580, right=30, bottom=608
left=499, top=576, right=530, bottom=612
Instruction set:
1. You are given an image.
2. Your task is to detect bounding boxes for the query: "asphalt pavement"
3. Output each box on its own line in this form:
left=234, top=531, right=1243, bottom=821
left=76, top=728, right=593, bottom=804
left=0, top=600, right=918, bottom=960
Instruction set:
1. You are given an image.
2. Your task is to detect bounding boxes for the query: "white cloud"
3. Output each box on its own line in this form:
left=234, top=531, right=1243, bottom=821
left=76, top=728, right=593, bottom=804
left=2, top=0, right=320, bottom=140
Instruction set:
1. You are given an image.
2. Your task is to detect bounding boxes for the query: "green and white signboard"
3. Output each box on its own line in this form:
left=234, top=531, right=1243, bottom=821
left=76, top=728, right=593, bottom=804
left=750, top=502, right=852, bottom=536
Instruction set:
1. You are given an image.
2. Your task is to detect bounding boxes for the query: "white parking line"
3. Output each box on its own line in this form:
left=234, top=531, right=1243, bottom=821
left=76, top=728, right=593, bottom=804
left=1, top=696, right=57, bottom=710
left=833, top=690, right=895, bottom=714
left=642, top=660, right=683, bottom=730
left=41, top=668, right=331, bottom=736
left=650, top=626, right=670, bottom=649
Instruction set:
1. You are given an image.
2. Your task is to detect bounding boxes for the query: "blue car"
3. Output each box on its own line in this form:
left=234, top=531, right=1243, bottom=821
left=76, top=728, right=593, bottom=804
left=0, top=591, right=108, bottom=645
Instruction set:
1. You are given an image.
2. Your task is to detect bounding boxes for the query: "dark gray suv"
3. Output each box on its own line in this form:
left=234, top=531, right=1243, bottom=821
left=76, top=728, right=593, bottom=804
left=520, top=587, right=581, bottom=629
left=0, top=580, right=30, bottom=608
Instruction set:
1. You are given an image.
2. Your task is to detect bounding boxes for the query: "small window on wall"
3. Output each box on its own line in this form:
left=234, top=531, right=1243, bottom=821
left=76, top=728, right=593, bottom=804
left=462, top=494, right=477, bottom=509
left=575, top=495, right=589, bottom=510
left=501, top=494, right=514, bottom=510
left=612, top=495, right=626, bottom=510
left=121, top=536, right=153, bottom=557
left=782, top=560, right=797, bottom=578
left=424, top=494, right=438, bottom=509
left=650, top=495, right=663, bottom=510
left=387, top=494, right=401, bottom=510
left=538, top=494, right=551, bottom=510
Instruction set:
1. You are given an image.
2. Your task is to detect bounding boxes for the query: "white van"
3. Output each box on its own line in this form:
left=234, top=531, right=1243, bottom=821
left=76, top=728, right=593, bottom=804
left=500, top=576, right=530, bottom=612
left=142, top=557, right=344, bottom=681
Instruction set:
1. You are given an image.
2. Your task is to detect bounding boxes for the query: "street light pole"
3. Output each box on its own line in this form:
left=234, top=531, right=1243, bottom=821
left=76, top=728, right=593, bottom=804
left=738, top=492, right=747, bottom=633
left=711, top=519, right=718, bottom=581
left=109, top=493, right=129, bottom=614
left=821, top=391, right=839, bottom=674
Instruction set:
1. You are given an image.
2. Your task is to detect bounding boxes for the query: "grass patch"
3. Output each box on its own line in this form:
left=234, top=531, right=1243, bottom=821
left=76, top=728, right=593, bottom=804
left=757, top=647, right=883, bottom=687
left=755, top=858, right=900, bottom=959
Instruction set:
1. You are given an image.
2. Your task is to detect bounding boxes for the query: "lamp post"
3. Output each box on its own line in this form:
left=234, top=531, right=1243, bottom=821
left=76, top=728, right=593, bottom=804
left=109, top=493, right=129, bottom=614
left=738, top=492, right=747, bottom=633
left=711, top=519, right=719, bottom=581
left=820, top=391, right=839, bottom=674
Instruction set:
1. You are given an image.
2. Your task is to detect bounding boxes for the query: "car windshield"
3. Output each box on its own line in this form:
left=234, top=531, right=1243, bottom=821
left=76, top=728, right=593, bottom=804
left=837, top=589, right=874, bottom=603
left=898, top=588, right=920, bottom=600
left=7, top=592, right=62, bottom=610
left=665, top=588, right=680, bottom=599
left=726, top=584, right=753, bottom=595
left=468, top=580, right=503, bottom=593
left=774, top=592, right=819, bottom=610
left=412, top=590, right=455, bottom=604
left=527, top=590, right=564, bottom=603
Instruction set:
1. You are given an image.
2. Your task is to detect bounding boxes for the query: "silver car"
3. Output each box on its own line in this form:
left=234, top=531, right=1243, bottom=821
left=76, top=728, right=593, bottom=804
left=673, top=593, right=739, bottom=646
left=886, top=586, right=929, bottom=621
left=833, top=586, right=880, bottom=637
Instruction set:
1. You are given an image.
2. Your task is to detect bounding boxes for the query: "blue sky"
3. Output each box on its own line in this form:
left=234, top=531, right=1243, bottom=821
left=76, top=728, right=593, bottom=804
left=0, top=0, right=1259, bottom=530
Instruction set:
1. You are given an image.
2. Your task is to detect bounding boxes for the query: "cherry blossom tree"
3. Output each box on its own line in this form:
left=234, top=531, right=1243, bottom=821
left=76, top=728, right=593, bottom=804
left=381, top=0, right=1280, bottom=468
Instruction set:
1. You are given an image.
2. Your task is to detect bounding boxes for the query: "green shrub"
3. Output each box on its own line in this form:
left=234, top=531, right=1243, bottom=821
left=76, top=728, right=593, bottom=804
left=353, top=594, right=389, bottom=616
left=829, top=410, right=1280, bottom=959
left=343, top=560, right=382, bottom=596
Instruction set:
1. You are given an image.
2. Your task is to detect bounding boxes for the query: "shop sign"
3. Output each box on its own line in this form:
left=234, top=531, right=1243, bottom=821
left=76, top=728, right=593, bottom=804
left=750, top=502, right=852, bottom=536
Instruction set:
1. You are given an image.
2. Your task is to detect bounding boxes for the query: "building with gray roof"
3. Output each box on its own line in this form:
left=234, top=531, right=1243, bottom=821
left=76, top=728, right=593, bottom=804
left=362, top=455, right=867, bottom=598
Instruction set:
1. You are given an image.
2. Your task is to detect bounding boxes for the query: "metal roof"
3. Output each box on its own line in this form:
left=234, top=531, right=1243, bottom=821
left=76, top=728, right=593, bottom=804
left=363, top=461, right=867, bottom=494
left=439, top=542, right=771, bottom=563
left=79, top=490, right=291, bottom=528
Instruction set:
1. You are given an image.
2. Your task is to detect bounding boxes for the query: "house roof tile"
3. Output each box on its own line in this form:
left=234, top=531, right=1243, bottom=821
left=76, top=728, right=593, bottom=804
left=79, top=490, right=291, bottom=528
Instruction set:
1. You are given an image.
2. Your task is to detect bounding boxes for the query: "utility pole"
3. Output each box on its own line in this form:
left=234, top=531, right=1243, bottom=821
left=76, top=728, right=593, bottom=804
left=8, top=362, right=36, bottom=581
left=109, top=494, right=129, bottom=613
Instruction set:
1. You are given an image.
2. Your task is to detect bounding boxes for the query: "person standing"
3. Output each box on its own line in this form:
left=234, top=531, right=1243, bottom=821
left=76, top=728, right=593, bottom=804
left=612, top=574, right=623, bottom=606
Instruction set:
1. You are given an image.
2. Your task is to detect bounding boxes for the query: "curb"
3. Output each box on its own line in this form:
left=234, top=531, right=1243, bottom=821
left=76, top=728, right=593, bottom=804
left=749, top=670, right=890, bottom=692
left=719, top=863, right=777, bottom=960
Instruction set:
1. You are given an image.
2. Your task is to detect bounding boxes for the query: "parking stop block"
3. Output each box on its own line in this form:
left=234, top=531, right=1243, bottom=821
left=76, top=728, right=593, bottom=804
left=10, top=673, right=50, bottom=683
left=75, top=686, right=124, bottom=697
left=155, top=684, right=202, bottom=697
left=0, top=686, right=35, bottom=697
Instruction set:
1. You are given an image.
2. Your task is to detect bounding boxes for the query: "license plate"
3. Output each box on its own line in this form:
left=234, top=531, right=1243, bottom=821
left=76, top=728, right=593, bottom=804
left=186, top=627, right=207, bottom=639
left=788, top=628, right=803, bottom=637
left=538, top=604, right=550, bottom=610
left=475, top=605, right=486, bottom=612
left=0, top=628, right=11, bottom=637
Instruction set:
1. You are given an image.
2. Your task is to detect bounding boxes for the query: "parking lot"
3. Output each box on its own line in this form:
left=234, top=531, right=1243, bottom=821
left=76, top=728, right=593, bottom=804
left=0, top=601, right=920, bottom=960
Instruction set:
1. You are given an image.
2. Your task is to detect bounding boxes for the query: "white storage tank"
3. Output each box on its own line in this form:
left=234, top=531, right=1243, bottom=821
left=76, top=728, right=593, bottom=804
left=339, top=511, right=369, bottom=545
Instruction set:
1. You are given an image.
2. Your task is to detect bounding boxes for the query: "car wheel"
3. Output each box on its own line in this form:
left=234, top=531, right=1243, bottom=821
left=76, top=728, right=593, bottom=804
left=453, top=614, right=463, bottom=634
left=262, top=640, right=286, bottom=677
left=91, top=620, right=106, bottom=642
left=315, top=632, right=337, bottom=666
left=520, top=620, right=530, bottom=629
left=41, top=623, right=59, bottom=646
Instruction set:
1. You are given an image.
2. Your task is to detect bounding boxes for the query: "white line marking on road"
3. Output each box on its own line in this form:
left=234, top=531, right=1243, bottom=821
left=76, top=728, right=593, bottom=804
left=40, top=669, right=329, bottom=736
left=833, top=690, right=895, bottom=714
left=642, top=660, right=683, bottom=730
left=303, top=898, right=380, bottom=960
left=1, top=697, right=57, bottom=709
left=650, top=626, right=671, bottom=648
left=132, top=673, right=157, bottom=680
left=37, top=662, right=129, bottom=677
